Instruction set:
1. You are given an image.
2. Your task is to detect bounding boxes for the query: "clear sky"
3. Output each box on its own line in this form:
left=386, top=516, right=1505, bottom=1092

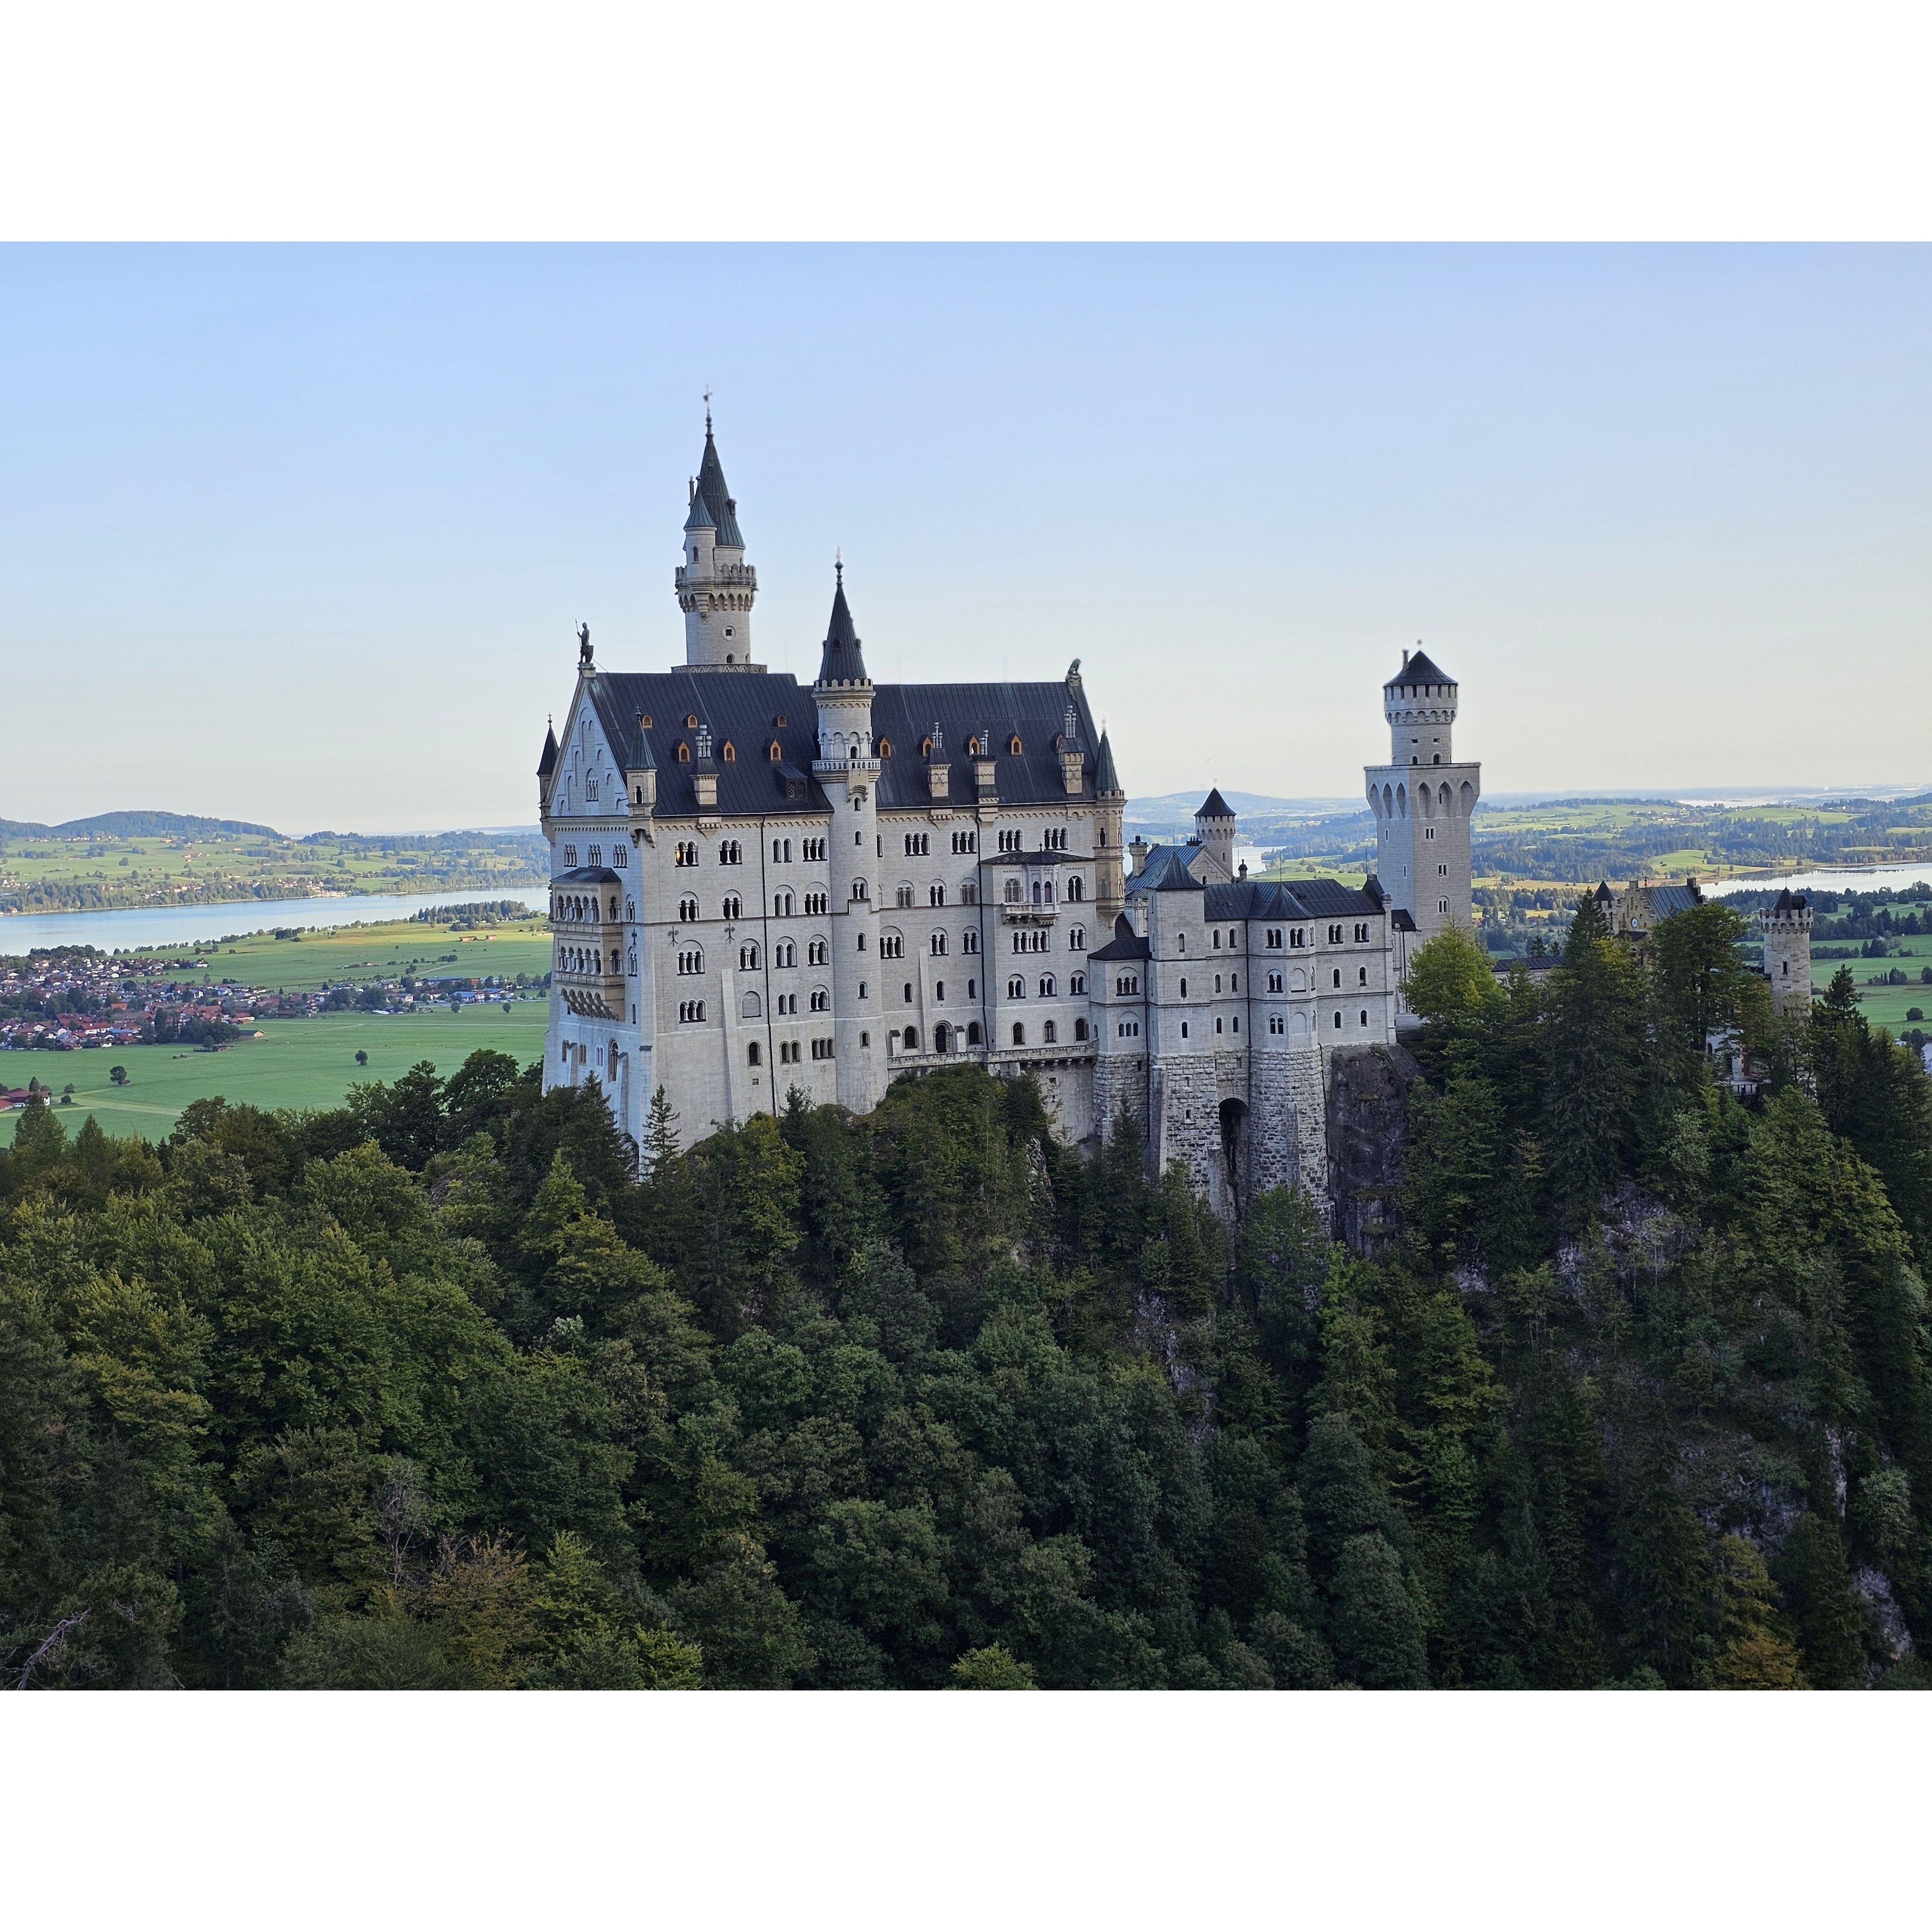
left=3, top=245, right=1929, bottom=833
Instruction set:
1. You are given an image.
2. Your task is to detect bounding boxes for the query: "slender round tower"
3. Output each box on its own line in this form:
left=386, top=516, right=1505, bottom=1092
left=813, top=563, right=884, bottom=1111
left=1761, top=889, right=1814, bottom=1017
left=675, top=410, right=761, bottom=670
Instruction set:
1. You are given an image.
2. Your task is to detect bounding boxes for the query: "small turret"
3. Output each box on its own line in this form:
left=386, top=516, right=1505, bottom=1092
left=1193, top=788, right=1236, bottom=883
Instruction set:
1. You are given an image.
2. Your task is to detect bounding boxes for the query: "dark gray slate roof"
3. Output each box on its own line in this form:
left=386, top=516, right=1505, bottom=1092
left=1386, top=649, right=1456, bottom=690
left=1646, top=882, right=1704, bottom=919
left=1201, top=876, right=1386, bottom=921
left=1089, top=913, right=1151, bottom=962
left=1130, top=845, right=1206, bottom=893
left=871, top=675, right=1106, bottom=812
left=582, top=665, right=1107, bottom=821
left=537, top=723, right=558, bottom=779
left=1197, top=788, right=1235, bottom=820
left=1772, top=888, right=1809, bottom=912
left=1094, top=728, right=1122, bottom=796
left=691, top=426, right=743, bottom=546
left=817, top=568, right=868, bottom=685
left=552, top=865, right=622, bottom=886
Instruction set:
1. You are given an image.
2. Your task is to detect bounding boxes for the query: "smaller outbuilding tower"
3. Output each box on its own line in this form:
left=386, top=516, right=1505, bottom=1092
left=1193, top=789, right=1237, bottom=882
left=1762, top=889, right=1814, bottom=1018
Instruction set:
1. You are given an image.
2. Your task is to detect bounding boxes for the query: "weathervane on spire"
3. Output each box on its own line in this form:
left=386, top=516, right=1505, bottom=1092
left=704, top=386, right=712, bottom=433
left=835, top=547, right=843, bottom=586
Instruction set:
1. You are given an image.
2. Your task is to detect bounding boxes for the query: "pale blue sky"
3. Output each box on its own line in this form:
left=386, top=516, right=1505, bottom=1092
left=3, top=246, right=1929, bottom=832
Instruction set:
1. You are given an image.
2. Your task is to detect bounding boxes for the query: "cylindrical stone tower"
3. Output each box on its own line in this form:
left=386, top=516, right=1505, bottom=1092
left=813, top=564, right=884, bottom=1112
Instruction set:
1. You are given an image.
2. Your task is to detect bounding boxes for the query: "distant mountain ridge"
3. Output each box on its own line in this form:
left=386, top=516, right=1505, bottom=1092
left=0, top=810, right=281, bottom=840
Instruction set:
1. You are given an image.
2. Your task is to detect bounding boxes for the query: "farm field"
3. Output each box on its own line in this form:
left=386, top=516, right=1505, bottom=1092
left=113, top=913, right=555, bottom=992
left=0, top=814, right=544, bottom=914
left=1, top=1003, right=547, bottom=1146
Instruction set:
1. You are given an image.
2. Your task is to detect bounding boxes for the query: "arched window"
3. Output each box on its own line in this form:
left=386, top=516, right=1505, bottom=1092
left=1008, top=735, right=1023, bottom=755
left=768, top=740, right=782, bottom=761
left=1070, top=972, right=1086, bottom=995
left=679, top=896, right=698, bottom=923
left=878, top=738, right=892, bottom=757
left=677, top=742, right=692, bottom=762
left=1043, top=1021, right=1057, bottom=1043
left=685, top=714, right=699, bottom=728
left=1005, top=879, right=1022, bottom=903
left=1073, top=1017, right=1088, bottom=1041
left=929, top=883, right=945, bottom=906
left=903, top=1026, right=918, bottom=1051
left=1178, top=933, right=1186, bottom=954
left=1011, top=1023, right=1025, bottom=1046
left=896, top=883, right=915, bottom=908
left=930, top=931, right=948, bottom=956
left=722, top=741, right=737, bottom=762
left=967, top=1022, right=981, bottom=1046
left=1008, top=975, right=1025, bottom=998
left=748, top=1041, right=762, bottom=1065
left=921, top=737, right=933, bottom=758
left=853, top=879, right=869, bottom=901
left=1039, top=975, right=1055, bottom=998
left=722, top=894, right=741, bottom=920
left=810, top=987, right=830, bottom=1012
left=741, top=990, right=761, bottom=1017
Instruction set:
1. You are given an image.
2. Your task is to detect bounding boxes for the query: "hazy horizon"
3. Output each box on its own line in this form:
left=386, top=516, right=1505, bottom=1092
left=5, top=245, right=1929, bottom=833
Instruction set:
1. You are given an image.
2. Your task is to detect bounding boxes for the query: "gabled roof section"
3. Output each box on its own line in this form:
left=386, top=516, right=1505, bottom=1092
left=691, top=425, right=744, bottom=547
left=1089, top=912, right=1151, bottom=962
left=581, top=670, right=828, bottom=818
left=1386, top=649, right=1456, bottom=689
left=1197, top=788, right=1234, bottom=820
left=1128, top=845, right=1206, bottom=894
left=537, top=722, right=558, bottom=779
left=816, top=566, right=869, bottom=686
left=868, top=676, right=1107, bottom=811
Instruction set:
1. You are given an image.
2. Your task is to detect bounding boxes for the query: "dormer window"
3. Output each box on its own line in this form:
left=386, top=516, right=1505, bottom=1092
left=677, top=742, right=692, bottom=763
left=1008, top=735, right=1023, bottom=755
left=639, top=713, right=652, bottom=729
left=878, top=739, right=892, bottom=758
left=921, top=737, right=933, bottom=758
left=722, top=741, right=737, bottom=762
left=686, top=714, right=699, bottom=728
left=767, top=740, right=782, bottom=761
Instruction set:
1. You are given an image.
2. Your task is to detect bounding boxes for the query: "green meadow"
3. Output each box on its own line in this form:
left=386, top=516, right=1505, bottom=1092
left=114, top=913, right=555, bottom=993
left=1, top=1003, right=548, bottom=1147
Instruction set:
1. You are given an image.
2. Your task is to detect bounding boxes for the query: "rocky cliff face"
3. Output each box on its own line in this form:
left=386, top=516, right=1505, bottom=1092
left=1325, top=1042, right=1418, bottom=1256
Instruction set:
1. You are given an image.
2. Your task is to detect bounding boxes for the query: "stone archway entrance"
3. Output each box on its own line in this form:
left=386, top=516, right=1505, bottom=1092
left=1218, top=1097, right=1250, bottom=1218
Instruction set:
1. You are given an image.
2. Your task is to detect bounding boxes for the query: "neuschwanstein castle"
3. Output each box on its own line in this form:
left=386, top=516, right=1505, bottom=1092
left=539, top=418, right=1480, bottom=1218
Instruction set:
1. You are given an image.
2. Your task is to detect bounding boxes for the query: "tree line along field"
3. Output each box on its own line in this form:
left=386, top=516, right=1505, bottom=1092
left=0, top=812, right=545, bottom=914
left=112, top=912, right=557, bottom=994
left=1, top=1006, right=548, bottom=1147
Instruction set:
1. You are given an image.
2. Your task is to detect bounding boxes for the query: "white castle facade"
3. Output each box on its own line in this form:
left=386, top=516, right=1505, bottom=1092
left=540, top=421, right=1480, bottom=1218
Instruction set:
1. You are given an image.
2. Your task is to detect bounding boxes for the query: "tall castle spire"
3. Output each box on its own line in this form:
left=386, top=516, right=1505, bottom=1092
left=675, top=408, right=759, bottom=669
left=816, top=557, right=869, bottom=686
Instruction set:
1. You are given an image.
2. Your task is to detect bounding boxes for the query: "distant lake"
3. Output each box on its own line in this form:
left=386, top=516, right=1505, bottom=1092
left=1712, top=862, right=1932, bottom=899
left=0, top=890, right=548, bottom=955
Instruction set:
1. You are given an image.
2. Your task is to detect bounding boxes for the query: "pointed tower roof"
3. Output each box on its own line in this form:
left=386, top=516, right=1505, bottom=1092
left=1197, top=788, right=1235, bottom=820
left=683, top=486, right=715, bottom=532
left=537, top=721, right=558, bottom=779
left=1094, top=728, right=1122, bottom=796
left=1386, top=648, right=1455, bottom=689
left=816, top=563, right=869, bottom=686
left=691, top=421, right=744, bottom=546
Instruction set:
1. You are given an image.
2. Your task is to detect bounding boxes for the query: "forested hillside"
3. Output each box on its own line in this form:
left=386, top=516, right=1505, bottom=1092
left=5, top=895, right=1932, bottom=1689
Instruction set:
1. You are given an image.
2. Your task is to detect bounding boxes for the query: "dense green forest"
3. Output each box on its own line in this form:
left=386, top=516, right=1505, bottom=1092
left=5, top=895, right=1932, bottom=1689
